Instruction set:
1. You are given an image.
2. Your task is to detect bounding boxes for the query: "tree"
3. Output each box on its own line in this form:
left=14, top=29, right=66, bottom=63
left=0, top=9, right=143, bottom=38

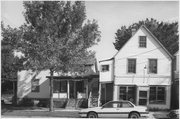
left=113, top=18, right=179, bottom=54
left=20, top=1, right=100, bottom=111
left=1, top=22, right=24, bottom=104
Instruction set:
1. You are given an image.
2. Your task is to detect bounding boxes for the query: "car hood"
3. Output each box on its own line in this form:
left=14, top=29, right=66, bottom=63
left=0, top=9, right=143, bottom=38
left=135, top=106, right=147, bottom=109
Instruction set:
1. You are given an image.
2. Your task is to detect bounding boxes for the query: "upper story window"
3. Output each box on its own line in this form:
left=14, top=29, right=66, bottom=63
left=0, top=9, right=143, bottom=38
left=149, top=59, right=157, bottom=74
left=127, top=59, right=136, bottom=73
left=31, top=79, right=40, bottom=92
left=101, top=65, right=109, bottom=72
left=139, top=36, right=147, bottom=48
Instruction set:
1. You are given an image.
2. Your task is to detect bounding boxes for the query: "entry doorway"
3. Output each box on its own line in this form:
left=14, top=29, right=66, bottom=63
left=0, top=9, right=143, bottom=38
left=139, top=91, right=148, bottom=106
left=69, top=81, right=84, bottom=99
left=101, top=83, right=113, bottom=105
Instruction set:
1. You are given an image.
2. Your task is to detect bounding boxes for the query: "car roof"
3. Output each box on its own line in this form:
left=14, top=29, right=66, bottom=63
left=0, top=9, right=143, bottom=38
left=108, top=100, right=130, bottom=103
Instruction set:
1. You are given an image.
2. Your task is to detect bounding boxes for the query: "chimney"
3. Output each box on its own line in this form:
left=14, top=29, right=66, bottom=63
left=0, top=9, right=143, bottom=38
left=132, top=28, right=136, bottom=36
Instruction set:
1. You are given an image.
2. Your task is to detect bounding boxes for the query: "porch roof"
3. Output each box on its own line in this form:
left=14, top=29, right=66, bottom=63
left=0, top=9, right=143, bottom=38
left=46, top=73, right=99, bottom=81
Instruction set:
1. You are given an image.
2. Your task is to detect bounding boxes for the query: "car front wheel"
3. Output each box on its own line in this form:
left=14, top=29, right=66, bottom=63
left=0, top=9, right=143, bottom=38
left=87, top=112, right=98, bottom=118
left=129, top=112, right=140, bottom=119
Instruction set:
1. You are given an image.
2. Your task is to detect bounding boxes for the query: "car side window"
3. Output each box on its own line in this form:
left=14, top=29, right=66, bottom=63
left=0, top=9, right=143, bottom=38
left=121, top=102, right=133, bottom=108
left=103, top=102, right=120, bottom=108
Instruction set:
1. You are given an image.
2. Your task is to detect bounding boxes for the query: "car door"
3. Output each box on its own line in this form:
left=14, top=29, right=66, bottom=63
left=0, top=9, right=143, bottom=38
left=116, top=101, right=134, bottom=118
left=98, top=102, right=121, bottom=118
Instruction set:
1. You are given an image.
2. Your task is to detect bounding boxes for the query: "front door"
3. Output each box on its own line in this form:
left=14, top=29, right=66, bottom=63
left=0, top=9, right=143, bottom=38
left=139, top=90, right=148, bottom=106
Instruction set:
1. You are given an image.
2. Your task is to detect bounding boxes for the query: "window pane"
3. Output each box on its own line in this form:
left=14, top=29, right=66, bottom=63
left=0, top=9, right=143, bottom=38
left=149, top=59, right=157, bottom=73
left=139, top=91, right=147, bottom=98
left=32, top=79, right=40, bottom=92
left=139, top=36, right=147, bottom=48
left=53, top=81, right=60, bottom=93
left=119, top=87, right=126, bottom=100
left=157, top=87, right=165, bottom=103
left=101, top=65, right=109, bottom=72
left=139, top=99, right=147, bottom=105
left=128, top=59, right=136, bottom=73
left=60, top=81, right=67, bottom=93
left=122, top=102, right=133, bottom=108
left=149, top=87, right=156, bottom=103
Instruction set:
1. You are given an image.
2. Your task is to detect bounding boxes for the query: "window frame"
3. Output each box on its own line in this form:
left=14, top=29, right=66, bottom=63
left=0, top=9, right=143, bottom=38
left=101, top=64, right=109, bottom=72
left=149, top=86, right=166, bottom=104
left=127, top=58, right=136, bottom=74
left=139, top=36, right=147, bottom=48
left=148, top=59, right=158, bottom=74
left=59, top=81, right=67, bottom=93
left=31, top=79, right=40, bottom=92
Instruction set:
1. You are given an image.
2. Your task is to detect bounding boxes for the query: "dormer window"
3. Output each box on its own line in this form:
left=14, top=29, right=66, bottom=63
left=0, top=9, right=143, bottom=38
left=139, top=36, right=147, bottom=48
left=101, top=65, right=109, bottom=72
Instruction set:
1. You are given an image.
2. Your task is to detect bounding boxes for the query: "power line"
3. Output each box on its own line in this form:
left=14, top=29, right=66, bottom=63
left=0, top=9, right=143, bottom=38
left=116, top=47, right=163, bottom=61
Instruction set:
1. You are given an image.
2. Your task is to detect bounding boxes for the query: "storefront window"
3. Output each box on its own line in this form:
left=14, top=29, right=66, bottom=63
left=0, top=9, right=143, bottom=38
left=119, top=86, right=135, bottom=104
left=149, top=86, right=166, bottom=104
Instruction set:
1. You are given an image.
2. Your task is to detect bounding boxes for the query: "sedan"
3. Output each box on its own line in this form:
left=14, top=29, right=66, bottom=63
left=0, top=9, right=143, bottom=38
left=79, top=100, right=149, bottom=118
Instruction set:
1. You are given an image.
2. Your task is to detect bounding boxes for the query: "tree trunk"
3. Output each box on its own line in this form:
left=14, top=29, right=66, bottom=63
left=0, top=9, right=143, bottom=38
left=13, top=81, right=17, bottom=105
left=49, top=69, right=54, bottom=112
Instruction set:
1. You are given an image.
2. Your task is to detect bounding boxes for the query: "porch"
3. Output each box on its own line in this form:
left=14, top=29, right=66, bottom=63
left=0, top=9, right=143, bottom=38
left=46, top=74, right=99, bottom=108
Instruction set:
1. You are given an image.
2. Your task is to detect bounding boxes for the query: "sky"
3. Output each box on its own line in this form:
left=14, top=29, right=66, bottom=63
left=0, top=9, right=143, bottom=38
left=1, top=1, right=179, bottom=61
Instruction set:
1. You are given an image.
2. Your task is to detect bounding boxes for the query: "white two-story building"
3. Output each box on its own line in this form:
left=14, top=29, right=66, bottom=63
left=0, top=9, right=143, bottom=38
left=99, top=25, right=172, bottom=110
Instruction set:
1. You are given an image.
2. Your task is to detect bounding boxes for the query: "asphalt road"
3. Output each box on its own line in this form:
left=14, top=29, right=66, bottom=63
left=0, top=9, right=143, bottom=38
left=2, top=110, right=80, bottom=118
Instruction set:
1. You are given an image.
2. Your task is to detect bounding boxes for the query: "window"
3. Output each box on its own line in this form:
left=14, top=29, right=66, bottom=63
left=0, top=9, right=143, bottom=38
left=149, top=59, right=157, bottom=74
left=121, top=102, right=133, bottom=108
left=76, top=81, right=84, bottom=93
left=103, top=102, right=120, bottom=108
left=60, top=81, right=67, bottom=93
left=128, top=59, right=136, bottom=73
left=53, top=81, right=67, bottom=93
left=31, top=79, right=40, bottom=92
left=119, top=86, right=136, bottom=104
left=149, top=86, right=166, bottom=104
left=139, top=36, right=147, bottom=48
left=139, top=91, right=148, bottom=105
left=101, top=65, right=109, bottom=72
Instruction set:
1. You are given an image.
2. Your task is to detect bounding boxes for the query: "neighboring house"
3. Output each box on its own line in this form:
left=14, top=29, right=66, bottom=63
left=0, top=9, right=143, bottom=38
left=99, top=25, right=173, bottom=110
left=17, top=58, right=99, bottom=108
left=171, top=50, right=179, bottom=109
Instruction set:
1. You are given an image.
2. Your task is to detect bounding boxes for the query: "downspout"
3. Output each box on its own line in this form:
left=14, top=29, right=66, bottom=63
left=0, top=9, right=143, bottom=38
left=112, top=58, right=116, bottom=101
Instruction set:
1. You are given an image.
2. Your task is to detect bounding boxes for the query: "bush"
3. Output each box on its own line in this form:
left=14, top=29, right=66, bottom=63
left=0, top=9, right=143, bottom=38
left=53, top=99, right=67, bottom=108
left=20, top=98, right=34, bottom=106
left=37, top=99, right=49, bottom=107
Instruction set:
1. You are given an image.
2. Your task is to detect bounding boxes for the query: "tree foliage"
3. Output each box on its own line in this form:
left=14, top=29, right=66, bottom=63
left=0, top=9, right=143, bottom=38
left=21, top=1, right=101, bottom=73
left=1, top=22, right=24, bottom=82
left=113, top=18, right=179, bottom=54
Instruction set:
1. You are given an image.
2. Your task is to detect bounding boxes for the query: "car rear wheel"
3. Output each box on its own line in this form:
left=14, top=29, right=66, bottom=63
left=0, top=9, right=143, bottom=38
left=87, top=112, right=98, bottom=118
left=129, top=112, right=140, bottom=119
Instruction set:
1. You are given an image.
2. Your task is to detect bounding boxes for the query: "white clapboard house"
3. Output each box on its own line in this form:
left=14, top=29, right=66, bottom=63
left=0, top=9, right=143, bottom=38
left=99, top=25, right=173, bottom=110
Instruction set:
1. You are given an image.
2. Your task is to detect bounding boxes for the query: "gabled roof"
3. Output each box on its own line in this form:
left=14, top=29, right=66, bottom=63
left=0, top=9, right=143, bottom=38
left=113, top=25, right=173, bottom=59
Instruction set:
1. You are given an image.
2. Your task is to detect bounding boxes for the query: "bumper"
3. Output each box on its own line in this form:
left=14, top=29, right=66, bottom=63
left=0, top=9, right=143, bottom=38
left=79, top=112, right=87, bottom=117
left=141, top=112, right=149, bottom=118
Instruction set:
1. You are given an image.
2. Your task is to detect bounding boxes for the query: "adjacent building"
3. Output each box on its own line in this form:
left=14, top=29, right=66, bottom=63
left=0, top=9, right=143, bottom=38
left=17, top=58, right=99, bottom=108
left=171, top=50, right=179, bottom=109
left=99, top=25, right=173, bottom=110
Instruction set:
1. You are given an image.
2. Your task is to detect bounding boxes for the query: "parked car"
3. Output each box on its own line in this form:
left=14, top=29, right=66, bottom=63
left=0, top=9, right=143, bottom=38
left=79, top=100, right=149, bottom=118
left=167, top=109, right=179, bottom=119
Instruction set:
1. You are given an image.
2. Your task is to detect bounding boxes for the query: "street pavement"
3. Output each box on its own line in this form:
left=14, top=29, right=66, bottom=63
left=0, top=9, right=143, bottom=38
left=1, top=105, right=170, bottom=119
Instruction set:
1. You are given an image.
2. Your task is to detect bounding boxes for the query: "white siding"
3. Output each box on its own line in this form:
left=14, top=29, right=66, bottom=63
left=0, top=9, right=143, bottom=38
left=113, top=27, right=172, bottom=109
left=99, top=60, right=114, bottom=82
left=17, top=70, right=50, bottom=99
left=114, top=28, right=171, bottom=86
